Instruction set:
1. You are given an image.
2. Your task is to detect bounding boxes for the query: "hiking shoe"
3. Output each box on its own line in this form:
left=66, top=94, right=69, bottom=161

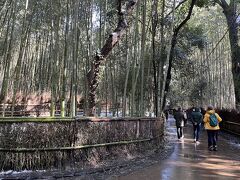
left=213, top=146, right=217, bottom=151
left=209, top=146, right=213, bottom=151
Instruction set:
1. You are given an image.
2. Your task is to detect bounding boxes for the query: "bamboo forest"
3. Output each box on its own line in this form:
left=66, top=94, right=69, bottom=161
left=0, top=0, right=239, bottom=117
left=0, top=0, right=240, bottom=179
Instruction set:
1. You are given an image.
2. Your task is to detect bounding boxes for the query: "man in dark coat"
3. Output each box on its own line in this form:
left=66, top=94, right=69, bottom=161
left=173, top=107, right=186, bottom=140
left=191, top=107, right=203, bottom=143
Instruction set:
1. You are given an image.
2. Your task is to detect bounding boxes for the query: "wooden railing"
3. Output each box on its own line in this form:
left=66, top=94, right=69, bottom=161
left=221, top=121, right=240, bottom=136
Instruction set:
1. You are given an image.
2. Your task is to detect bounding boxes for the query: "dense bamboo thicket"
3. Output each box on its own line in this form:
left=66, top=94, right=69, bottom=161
left=169, top=6, right=237, bottom=109
left=0, top=0, right=239, bottom=117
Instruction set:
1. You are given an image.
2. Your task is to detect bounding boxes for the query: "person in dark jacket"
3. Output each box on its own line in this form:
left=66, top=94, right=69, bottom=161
left=173, top=107, right=186, bottom=140
left=191, top=107, right=203, bottom=143
left=163, top=109, right=169, bottom=120
left=186, top=108, right=193, bottom=123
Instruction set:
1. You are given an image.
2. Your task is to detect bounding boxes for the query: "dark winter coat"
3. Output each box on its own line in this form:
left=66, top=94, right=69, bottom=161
left=174, top=111, right=185, bottom=127
left=191, top=111, right=203, bottom=125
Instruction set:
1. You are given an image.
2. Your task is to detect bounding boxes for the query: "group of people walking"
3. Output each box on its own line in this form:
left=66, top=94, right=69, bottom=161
left=173, top=106, right=222, bottom=151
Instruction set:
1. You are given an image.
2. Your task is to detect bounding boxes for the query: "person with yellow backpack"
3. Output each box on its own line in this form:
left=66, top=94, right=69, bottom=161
left=203, top=106, right=222, bottom=151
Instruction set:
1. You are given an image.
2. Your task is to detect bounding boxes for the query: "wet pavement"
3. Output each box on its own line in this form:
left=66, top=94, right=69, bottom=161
left=116, top=117, right=240, bottom=180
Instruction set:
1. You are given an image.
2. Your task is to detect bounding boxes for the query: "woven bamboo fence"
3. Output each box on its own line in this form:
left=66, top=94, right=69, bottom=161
left=0, top=117, right=164, bottom=171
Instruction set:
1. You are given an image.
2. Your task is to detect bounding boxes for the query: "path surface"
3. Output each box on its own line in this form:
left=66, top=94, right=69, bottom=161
left=116, top=117, right=240, bottom=180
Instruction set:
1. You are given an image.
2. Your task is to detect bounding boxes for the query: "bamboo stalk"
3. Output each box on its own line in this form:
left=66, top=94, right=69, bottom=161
left=221, top=128, right=240, bottom=136
left=0, top=137, right=161, bottom=152
left=0, top=118, right=74, bottom=123
left=0, top=117, right=161, bottom=123
left=223, top=121, right=240, bottom=126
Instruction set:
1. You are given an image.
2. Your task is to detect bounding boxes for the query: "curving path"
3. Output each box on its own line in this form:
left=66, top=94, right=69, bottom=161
left=116, top=117, right=240, bottom=180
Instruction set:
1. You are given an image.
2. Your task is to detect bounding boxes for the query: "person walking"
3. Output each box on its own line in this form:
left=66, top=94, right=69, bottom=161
left=163, top=109, right=169, bottom=120
left=173, top=107, right=186, bottom=140
left=203, top=106, right=222, bottom=151
left=191, top=107, right=203, bottom=143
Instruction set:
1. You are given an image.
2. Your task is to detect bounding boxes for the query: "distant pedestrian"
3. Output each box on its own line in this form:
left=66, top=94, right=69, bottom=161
left=163, top=109, right=169, bottom=120
left=203, top=106, right=222, bottom=151
left=191, top=107, right=203, bottom=143
left=173, top=107, right=186, bottom=140
left=186, top=108, right=193, bottom=124
left=183, top=109, right=188, bottom=126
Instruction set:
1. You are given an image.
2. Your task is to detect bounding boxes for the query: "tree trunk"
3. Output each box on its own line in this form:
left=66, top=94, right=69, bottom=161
left=162, top=0, right=197, bottom=110
left=140, top=0, right=146, bottom=117
left=219, top=0, right=240, bottom=108
left=158, top=0, right=165, bottom=115
left=123, top=31, right=131, bottom=117
left=86, top=0, right=139, bottom=116
left=151, top=0, right=159, bottom=117
left=60, top=0, right=69, bottom=117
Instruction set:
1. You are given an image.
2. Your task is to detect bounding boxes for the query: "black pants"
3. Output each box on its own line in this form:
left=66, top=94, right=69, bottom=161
left=177, top=127, right=183, bottom=139
left=193, top=124, right=201, bottom=141
left=207, top=130, right=218, bottom=147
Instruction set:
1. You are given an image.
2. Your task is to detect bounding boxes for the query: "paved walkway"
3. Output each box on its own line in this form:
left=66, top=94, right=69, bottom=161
left=117, top=117, right=240, bottom=180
